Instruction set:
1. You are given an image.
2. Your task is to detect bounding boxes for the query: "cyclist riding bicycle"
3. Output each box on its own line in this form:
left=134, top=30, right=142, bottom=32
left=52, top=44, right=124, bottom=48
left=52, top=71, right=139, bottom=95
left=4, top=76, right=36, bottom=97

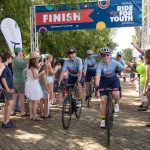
left=57, top=47, right=83, bottom=107
left=83, top=50, right=100, bottom=101
left=115, top=51, right=126, bottom=81
left=95, top=48, right=125, bottom=128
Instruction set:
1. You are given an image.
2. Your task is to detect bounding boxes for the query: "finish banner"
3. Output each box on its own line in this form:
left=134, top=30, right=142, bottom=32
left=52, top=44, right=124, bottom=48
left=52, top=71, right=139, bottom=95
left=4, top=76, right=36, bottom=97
left=35, top=0, right=142, bottom=32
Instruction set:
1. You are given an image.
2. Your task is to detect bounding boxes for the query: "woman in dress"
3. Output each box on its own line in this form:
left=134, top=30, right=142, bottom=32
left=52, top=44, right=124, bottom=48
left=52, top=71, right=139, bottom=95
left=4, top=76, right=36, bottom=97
left=25, top=51, right=44, bottom=121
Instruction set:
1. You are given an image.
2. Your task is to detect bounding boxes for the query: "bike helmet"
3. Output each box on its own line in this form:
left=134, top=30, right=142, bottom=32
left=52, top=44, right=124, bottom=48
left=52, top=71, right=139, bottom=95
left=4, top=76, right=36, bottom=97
left=101, top=48, right=111, bottom=54
left=87, top=50, right=93, bottom=55
left=117, top=51, right=123, bottom=56
left=67, top=47, right=77, bottom=53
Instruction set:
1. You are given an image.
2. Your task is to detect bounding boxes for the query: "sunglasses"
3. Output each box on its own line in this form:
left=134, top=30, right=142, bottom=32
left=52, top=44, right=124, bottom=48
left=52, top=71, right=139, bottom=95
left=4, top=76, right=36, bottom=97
left=102, top=53, right=110, bottom=57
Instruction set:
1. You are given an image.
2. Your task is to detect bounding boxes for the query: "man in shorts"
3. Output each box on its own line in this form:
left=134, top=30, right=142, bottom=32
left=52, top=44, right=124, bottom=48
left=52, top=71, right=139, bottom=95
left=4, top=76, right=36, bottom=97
left=12, top=47, right=28, bottom=116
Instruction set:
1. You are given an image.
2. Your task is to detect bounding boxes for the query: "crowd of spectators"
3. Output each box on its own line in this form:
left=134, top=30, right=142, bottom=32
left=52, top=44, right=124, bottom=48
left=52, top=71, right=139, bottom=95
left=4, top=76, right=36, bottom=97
left=0, top=48, right=63, bottom=128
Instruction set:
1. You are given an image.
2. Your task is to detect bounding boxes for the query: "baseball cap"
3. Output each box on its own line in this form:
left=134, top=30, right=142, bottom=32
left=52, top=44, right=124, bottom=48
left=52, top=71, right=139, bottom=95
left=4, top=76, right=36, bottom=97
left=14, top=47, right=23, bottom=53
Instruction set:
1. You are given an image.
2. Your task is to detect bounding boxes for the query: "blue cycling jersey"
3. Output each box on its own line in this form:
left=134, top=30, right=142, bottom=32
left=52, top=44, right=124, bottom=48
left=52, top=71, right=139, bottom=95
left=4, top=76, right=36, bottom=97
left=112, top=57, right=125, bottom=66
left=96, top=58, right=125, bottom=77
left=84, top=54, right=100, bottom=72
left=62, top=57, right=83, bottom=77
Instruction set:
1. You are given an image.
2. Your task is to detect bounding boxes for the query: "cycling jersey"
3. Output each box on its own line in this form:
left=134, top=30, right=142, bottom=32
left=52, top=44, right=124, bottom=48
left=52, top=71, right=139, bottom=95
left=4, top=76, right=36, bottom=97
left=96, top=58, right=125, bottom=77
left=84, top=54, right=100, bottom=82
left=118, top=59, right=125, bottom=66
left=84, top=54, right=100, bottom=72
left=62, top=57, right=82, bottom=77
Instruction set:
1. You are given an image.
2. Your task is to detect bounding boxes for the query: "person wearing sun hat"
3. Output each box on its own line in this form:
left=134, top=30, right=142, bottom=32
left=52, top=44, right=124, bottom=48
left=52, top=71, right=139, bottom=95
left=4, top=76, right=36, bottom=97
left=25, top=51, right=44, bottom=121
left=12, top=47, right=28, bottom=117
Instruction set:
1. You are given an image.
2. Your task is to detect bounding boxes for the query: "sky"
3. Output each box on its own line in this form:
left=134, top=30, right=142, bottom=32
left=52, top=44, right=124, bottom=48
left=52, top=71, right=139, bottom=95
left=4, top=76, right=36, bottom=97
left=113, top=27, right=141, bottom=57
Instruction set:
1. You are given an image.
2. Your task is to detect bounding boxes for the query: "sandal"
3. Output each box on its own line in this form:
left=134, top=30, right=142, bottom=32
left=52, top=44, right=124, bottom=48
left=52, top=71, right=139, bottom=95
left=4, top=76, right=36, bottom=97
left=33, top=116, right=43, bottom=121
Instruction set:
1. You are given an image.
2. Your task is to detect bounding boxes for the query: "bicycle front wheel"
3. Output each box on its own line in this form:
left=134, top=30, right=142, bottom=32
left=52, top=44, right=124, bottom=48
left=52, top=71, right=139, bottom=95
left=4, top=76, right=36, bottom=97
left=106, top=98, right=111, bottom=146
left=62, top=96, right=72, bottom=130
left=75, top=99, right=82, bottom=119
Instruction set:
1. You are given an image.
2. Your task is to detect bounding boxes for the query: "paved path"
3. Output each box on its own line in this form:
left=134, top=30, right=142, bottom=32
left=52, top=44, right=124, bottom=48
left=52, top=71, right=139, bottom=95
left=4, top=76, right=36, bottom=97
left=0, top=80, right=150, bottom=150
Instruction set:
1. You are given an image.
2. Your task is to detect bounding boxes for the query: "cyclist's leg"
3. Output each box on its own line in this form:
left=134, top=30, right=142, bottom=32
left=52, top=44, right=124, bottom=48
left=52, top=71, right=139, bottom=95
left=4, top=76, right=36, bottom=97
left=67, top=75, right=81, bottom=107
left=111, top=75, right=121, bottom=112
left=112, top=91, right=120, bottom=103
left=99, top=77, right=108, bottom=127
left=100, top=94, right=107, bottom=128
left=100, top=95, right=107, bottom=117
left=85, top=82, right=90, bottom=99
left=85, top=71, right=91, bottom=99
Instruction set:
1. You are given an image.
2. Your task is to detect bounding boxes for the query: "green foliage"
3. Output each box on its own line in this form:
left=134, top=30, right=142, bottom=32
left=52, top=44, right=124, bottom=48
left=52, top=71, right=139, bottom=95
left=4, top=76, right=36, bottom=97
left=122, top=48, right=133, bottom=62
left=0, top=0, right=117, bottom=58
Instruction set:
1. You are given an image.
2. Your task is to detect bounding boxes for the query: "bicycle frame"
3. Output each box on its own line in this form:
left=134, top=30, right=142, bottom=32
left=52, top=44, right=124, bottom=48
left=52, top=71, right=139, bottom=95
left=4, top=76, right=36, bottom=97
left=62, top=84, right=82, bottom=130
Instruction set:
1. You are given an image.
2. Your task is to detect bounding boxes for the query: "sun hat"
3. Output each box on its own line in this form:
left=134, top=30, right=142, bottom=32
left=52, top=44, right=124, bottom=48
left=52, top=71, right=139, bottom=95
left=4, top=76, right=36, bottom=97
left=14, top=47, right=23, bottom=53
left=29, top=51, right=40, bottom=59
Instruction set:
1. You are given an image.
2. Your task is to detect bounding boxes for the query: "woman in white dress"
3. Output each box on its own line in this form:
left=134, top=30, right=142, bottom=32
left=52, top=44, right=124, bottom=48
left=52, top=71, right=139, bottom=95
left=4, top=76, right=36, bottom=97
left=25, top=51, right=44, bottom=121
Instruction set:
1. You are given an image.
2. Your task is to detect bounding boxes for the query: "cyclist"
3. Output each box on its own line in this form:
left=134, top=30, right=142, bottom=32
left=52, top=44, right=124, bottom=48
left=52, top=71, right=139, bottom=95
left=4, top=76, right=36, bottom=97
left=116, top=51, right=125, bottom=66
left=83, top=50, right=100, bottom=101
left=115, top=51, right=126, bottom=81
left=57, top=47, right=83, bottom=107
left=95, top=48, right=125, bottom=128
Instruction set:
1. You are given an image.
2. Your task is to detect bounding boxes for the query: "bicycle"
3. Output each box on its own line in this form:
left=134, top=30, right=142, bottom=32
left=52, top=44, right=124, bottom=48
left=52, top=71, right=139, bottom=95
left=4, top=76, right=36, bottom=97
left=62, top=84, right=82, bottom=130
left=100, top=88, right=119, bottom=147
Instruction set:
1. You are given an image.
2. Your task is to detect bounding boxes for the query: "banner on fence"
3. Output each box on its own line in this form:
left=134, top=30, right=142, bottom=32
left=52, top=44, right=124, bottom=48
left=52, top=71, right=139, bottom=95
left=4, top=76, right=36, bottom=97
left=35, top=0, right=142, bottom=32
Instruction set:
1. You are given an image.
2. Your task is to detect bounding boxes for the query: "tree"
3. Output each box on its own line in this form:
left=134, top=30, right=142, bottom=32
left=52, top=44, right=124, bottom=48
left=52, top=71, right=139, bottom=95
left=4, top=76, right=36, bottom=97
left=122, top=48, right=133, bottom=62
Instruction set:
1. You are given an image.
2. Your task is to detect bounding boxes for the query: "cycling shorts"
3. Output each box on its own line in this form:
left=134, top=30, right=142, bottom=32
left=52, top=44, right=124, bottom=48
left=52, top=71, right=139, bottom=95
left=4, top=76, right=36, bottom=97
left=85, top=69, right=96, bottom=82
left=99, top=75, right=121, bottom=96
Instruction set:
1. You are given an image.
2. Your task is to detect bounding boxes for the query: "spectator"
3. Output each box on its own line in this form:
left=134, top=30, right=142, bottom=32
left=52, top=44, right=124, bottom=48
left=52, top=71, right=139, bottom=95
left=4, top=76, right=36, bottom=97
left=0, top=52, right=16, bottom=128
left=25, top=51, right=44, bottom=121
left=46, top=55, right=60, bottom=105
left=39, top=58, right=51, bottom=118
left=12, top=47, right=28, bottom=116
left=143, top=49, right=150, bottom=127
left=54, top=58, right=66, bottom=105
left=136, top=58, right=147, bottom=111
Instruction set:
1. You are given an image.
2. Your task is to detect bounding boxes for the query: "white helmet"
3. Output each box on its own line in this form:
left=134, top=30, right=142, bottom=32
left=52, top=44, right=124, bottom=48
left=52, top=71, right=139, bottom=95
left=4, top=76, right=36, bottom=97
left=87, top=50, right=93, bottom=55
left=101, top=48, right=111, bottom=54
left=117, top=51, right=123, bottom=56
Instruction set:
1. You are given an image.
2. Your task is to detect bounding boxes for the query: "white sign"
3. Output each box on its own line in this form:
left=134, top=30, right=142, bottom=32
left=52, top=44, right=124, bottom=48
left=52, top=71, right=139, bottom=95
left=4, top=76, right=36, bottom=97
left=0, top=18, right=22, bottom=54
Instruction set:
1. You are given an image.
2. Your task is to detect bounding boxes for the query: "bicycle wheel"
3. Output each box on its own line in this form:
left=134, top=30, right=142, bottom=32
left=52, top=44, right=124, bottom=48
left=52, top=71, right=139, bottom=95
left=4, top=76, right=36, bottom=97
left=106, top=98, right=111, bottom=146
left=75, top=99, right=82, bottom=119
left=62, top=96, right=72, bottom=130
left=110, top=102, right=114, bottom=127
